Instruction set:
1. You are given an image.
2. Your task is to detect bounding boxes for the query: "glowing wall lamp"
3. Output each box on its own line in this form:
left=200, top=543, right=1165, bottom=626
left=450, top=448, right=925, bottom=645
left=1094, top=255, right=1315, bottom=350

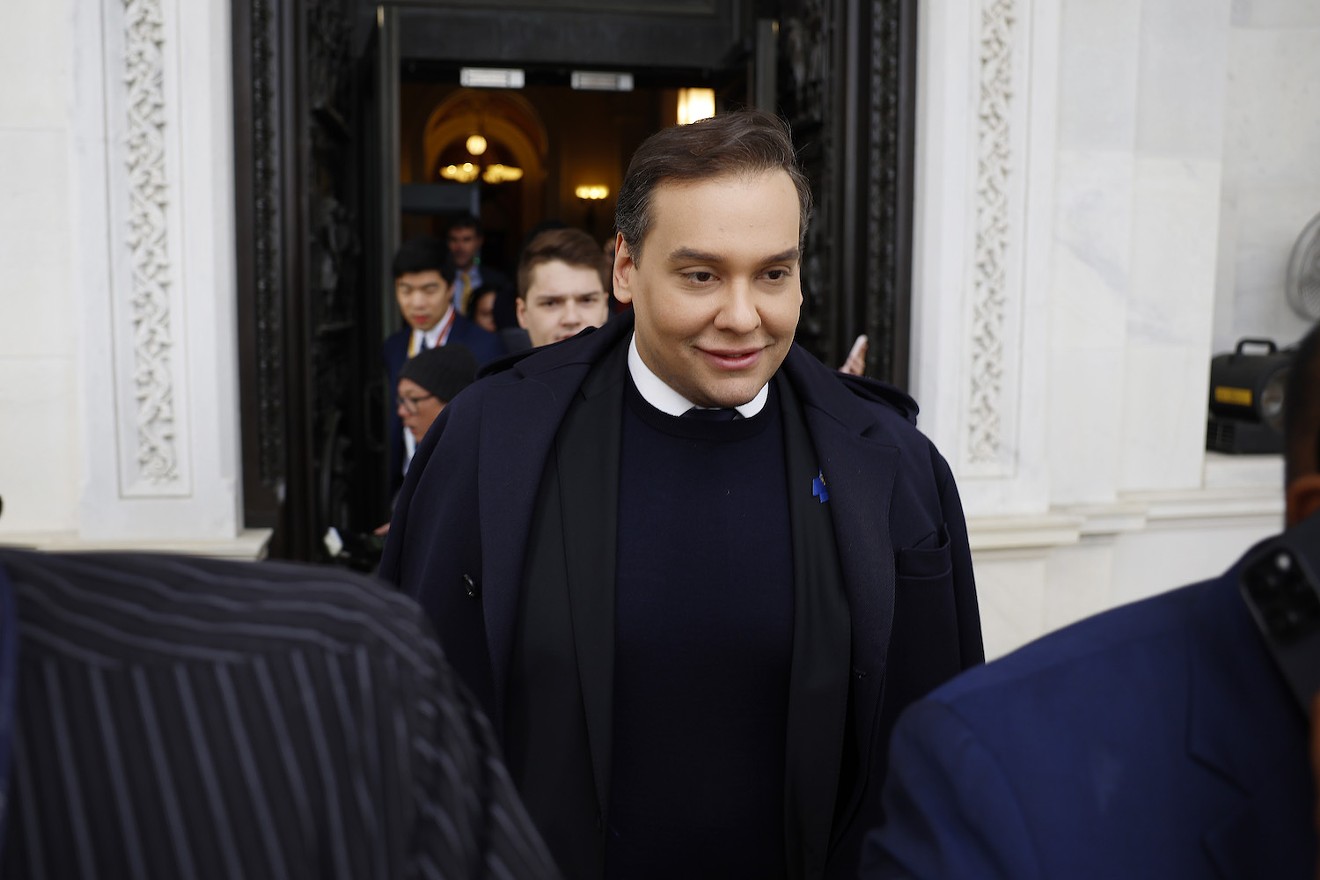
left=677, top=88, right=716, bottom=125
left=575, top=185, right=610, bottom=201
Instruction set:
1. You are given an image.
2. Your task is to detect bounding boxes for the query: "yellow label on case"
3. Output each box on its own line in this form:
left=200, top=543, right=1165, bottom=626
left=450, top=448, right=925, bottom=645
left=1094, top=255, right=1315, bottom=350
left=1214, top=386, right=1253, bottom=407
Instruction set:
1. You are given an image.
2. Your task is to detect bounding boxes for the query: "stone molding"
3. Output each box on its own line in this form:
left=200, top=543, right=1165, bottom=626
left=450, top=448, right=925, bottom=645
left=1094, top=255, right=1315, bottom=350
left=122, top=0, right=181, bottom=491
left=967, top=0, right=1016, bottom=467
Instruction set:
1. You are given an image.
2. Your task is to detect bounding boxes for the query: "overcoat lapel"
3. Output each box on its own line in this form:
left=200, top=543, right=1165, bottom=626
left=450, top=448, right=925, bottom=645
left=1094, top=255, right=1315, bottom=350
left=553, top=342, right=627, bottom=815
left=476, top=321, right=629, bottom=725
left=783, top=348, right=900, bottom=830
left=778, top=374, right=851, bottom=880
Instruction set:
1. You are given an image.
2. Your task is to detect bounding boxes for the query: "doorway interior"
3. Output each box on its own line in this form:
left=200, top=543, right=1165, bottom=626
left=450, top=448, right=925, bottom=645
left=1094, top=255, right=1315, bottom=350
left=396, top=67, right=718, bottom=271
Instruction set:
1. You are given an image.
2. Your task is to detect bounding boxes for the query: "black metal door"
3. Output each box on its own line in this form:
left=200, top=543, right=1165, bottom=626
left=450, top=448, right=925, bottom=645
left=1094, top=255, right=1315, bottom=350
left=234, top=0, right=375, bottom=561
left=779, top=0, right=917, bottom=386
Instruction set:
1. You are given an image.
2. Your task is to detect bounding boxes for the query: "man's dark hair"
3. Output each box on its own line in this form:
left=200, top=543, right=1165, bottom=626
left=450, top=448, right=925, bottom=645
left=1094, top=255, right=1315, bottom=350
left=614, top=109, right=813, bottom=265
left=517, top=227, right=611, bottom=299
left=392, top=236, right=455, bottom=283
left=448, top=212, right=483, bottom=236
left=1284, top=319, right=1320, bottom=484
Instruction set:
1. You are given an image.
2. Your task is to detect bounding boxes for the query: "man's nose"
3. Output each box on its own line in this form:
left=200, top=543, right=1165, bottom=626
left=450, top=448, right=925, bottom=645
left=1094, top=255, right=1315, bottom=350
left=561, top=300, right=581, bottom=326
left=714, top=283, right=760, bottom=333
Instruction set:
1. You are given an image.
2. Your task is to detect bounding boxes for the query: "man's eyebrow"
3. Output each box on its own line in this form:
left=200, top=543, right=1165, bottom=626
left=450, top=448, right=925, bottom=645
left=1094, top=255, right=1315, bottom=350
left=530, top=291, right=601, bottom=301
left=666, top=246, right=800, bottom=264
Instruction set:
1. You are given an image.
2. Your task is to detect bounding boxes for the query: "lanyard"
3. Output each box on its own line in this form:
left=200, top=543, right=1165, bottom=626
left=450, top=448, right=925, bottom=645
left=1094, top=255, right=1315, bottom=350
left=410, top=307, right=457, bottom=356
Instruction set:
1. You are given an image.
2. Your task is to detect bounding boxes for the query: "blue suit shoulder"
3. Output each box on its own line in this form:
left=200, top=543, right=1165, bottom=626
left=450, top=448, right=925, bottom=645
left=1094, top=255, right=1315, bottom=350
left=865, top=558, right=1316, bottom=880
left=929, top=578, right=1206, bottom=708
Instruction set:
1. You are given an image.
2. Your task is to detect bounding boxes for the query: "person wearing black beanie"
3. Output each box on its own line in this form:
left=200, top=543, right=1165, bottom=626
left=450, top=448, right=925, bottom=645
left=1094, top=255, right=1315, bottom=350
left=396, top=343, right=477, bottom=444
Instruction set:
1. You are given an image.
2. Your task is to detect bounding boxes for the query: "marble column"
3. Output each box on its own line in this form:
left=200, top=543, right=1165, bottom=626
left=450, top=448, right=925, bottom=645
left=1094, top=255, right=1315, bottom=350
left=69, top=0, right=246, bottom=545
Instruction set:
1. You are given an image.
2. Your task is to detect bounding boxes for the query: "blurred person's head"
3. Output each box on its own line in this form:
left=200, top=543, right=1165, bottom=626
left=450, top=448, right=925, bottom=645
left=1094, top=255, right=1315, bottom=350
left=396, top=344, right=477, bottom=442
left=465, top=283, right=498, bottom=333
left=447, top=213, right=484, bottom=271
left=516, top=227, right=611, bottom=347
left=392, top=237, right=455, bottom=333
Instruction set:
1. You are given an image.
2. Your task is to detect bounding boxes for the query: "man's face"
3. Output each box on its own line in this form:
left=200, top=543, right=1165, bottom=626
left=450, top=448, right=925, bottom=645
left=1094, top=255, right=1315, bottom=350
left=516, top=260, right=610, bottom=347
left=396, top=377, right=445, bottom=442
left=613, top=170, right=802, bottom=408
left=448, top=227, right=482, bottom=270
left=395, top=270, right=453, bottom=332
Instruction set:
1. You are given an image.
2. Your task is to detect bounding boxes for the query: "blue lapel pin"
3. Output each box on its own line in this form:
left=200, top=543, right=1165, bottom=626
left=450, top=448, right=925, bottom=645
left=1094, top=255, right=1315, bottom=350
left=812, top=470, right=829, bottom=504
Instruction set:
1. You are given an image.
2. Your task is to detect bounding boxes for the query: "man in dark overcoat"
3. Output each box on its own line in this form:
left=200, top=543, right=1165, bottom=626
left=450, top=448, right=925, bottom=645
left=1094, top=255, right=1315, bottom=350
left=381, top=109, right=983, bottom=880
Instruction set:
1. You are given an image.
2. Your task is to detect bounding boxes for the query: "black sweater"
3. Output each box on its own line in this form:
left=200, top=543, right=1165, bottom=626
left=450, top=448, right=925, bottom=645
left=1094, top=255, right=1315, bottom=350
left=605, top=378, right=794, bottom=879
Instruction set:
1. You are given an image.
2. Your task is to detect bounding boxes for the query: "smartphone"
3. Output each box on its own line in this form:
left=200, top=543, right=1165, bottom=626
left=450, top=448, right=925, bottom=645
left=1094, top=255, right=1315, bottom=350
left=1238, top=510, right=1320, bottom=718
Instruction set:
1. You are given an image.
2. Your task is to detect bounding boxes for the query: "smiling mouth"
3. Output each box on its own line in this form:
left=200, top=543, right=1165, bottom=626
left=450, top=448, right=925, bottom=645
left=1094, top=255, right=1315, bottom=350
left=700, top=348, right=762, bottom=370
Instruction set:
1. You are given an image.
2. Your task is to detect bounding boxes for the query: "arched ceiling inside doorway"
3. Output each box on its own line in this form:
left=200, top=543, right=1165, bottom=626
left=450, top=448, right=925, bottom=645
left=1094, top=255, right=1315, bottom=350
left=422, top=90, right=549, bottom=185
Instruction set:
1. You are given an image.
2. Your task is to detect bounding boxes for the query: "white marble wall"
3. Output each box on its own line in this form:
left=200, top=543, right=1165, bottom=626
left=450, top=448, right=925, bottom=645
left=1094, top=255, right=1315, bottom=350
left=1212, top=1, right=1320, bottom=355
left=0, top=2, right=78, bottom=534
left=912, top=0, right=1058, bottom=516
left=0, top=0, right=254, bottom=555
left=915, top=0, right=1310, bottom=657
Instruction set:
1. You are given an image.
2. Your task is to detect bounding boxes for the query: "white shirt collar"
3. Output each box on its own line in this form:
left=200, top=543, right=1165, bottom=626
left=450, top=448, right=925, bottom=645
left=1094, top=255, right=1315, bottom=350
left=415, top=305, right=456, bottom=348
left=626, top=333, right=769, bottom=418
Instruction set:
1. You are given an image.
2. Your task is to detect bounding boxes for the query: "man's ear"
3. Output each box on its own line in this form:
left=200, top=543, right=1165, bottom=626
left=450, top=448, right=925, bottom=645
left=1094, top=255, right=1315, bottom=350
left=1285, top=473, right=1320, bottom=527
left=613, top=233, right=634, bottom=305
left=515, top=297, right=528, bottom=330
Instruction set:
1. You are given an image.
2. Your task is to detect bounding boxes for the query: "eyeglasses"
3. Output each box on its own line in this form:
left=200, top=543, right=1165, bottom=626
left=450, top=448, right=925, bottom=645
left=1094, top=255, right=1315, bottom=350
left=396, top=393, right=436, bottom=414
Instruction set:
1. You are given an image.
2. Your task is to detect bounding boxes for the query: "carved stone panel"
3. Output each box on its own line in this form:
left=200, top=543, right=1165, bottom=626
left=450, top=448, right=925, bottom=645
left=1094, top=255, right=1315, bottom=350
left=967, top=0, right=1016, bottom=468
left=117, top=0, right=188, bottom=495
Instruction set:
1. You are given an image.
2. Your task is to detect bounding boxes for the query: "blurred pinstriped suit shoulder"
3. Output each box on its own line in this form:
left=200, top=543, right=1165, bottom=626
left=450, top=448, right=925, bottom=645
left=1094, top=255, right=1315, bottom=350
left=0, top=548, right=560, bottom=880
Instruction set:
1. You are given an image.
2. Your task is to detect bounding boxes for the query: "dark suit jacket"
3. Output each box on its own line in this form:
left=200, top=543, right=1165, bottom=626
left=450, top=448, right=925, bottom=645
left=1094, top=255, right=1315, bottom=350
left=0, top=548, right=559, bottom=880
left=380, top=315, right=984, bottom=879
left=382, top=315, right=504, bottom=488
left=864, top=550, right=1316, bottom=879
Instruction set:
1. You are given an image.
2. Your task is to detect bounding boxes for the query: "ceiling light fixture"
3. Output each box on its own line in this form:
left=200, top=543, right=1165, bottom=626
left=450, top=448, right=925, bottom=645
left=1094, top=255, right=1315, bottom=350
left=677, top=88, right=716, bottom=125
